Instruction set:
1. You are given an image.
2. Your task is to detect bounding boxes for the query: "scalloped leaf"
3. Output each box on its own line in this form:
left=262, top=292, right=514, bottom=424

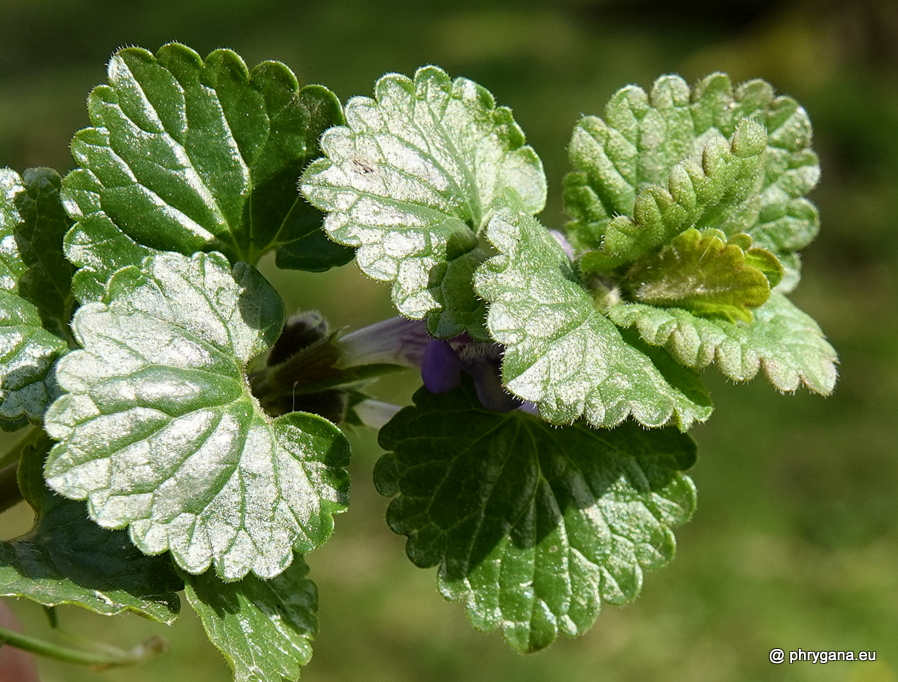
left=0, top=434, right=182, bottom=623
left=474, top=192, right=711, bottom=429
left=43, top=251, right=350, bottom=581
left=0, top=169, right=71, bottom=429
left=579, top=119, right=767, bottom=271
left=4, top=168, right=76, bottom=338
left=0, top=291, right=65, bottom=431
left=608, top=291, right=837, bottom=394
left=62, top=42, right=344, bottom=301
left=564, top=73, right=819, bottom=288
left=184, top=556, right=317, bottom=682
left=301, top=65, right=546, bottom=340
left=621, top=228, right=782, bottom=323
left=376, top=380, right=697, bottom=652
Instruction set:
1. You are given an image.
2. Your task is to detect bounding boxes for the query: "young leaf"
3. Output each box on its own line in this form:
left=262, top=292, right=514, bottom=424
left=0, top=169, right=70, bottom=429
left=62, top=42, right=344, bottom=301
left=564, top=73, right=819, bottom=286
left=474, top=192, right=712, bottom=429
left=376, top=380, right=697, bottom=652
left=579, top=119, right=767, bottom=270
left=608, top=291, right=838, bottom=394
left=301, top=65, right=546, bottom=340
left=43, top=251, right=350, bottom=581
left=621, top=228, right=782, bottom=323
left=183, top=556, right=317, bottom=682
left=0, top=434, right=182, bottom=624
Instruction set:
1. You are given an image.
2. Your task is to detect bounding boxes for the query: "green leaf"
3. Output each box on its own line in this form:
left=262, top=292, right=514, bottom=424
left=301, top=65, right=546, bottom=340
left=474, top=193, right=711, bottom=429
left=608, top=291, right=838, bottom=394
left=43, top=251, right=350, bottom=581
left=274, top=227, right=355, bottom=273
left=742, top=240, right=784, bottom=289
left=579, top=119, right=767, bottom=270
left=0, top=292, right=66, bottom=431
left=0, top=172, right=27, bottom=287
left=184, top=557, right=316, bottom=682
left=564, top=73, right=819, bottom=286
left=4, top=168, right=76, bottom=339
left=0, top=434, right=182, bottom=623
left=0, top=169, right=70, bottom=428
left=62, top=43, right=344, bottom=301
left=376, top=380, right=697, bottom=652
left=621, top=228, right=781, bottom=323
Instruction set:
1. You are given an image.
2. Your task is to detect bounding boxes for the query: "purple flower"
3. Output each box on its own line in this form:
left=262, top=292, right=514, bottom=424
left=420, top=334, right=523, bottom=413
left=336, top=316, right=538, bottom=414
left=421, top=340, right=462, bottom=393
left=256, top=313, right=536, bottom=422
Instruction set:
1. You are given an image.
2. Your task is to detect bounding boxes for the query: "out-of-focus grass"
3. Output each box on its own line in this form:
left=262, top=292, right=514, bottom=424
left=1, top=0, right=896, bottom=680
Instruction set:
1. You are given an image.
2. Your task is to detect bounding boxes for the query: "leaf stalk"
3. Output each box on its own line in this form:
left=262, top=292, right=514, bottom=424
left=0, top=625, right=167, bottom=670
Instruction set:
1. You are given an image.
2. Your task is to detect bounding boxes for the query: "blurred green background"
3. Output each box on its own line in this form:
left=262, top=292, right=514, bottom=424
left=1, top=0, right=897, bottom=680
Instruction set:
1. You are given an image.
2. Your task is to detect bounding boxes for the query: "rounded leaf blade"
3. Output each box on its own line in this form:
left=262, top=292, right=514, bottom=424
left=301, top=65, right=546, bottom=339
left=44, top=251, right=350, bottom=581
left=377, top=380, right=697, bottom=652
left=62, top=43, right=345, bottom=301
